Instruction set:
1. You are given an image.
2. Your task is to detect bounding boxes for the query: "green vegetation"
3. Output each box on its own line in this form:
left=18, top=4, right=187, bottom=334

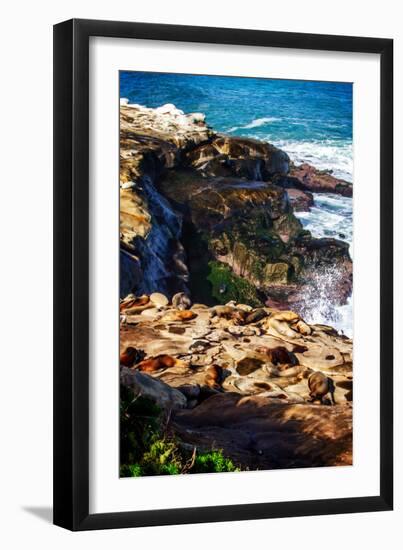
left=120, top=384, right=239, bottom=477
left=207, top=261, right=261, bottom=307
left=192, top=451, right=238, bottom=474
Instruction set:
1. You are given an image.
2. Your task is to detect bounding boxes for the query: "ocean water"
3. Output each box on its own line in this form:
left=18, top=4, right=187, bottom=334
left=120, top=72, right=353, bottom=181
left=120, top=71, right=353, bottom=335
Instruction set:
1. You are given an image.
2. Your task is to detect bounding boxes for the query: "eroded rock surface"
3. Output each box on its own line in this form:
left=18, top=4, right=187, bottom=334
left=120, top=297, right=353, bottom=470
left=119, top=102, right=352, bottom=309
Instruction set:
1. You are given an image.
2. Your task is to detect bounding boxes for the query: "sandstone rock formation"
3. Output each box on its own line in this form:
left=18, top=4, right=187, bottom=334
left=120, top=297, right=353, bottom=470
left=119, top=102, right=352, bottom=309
left=119, top=101, right=354, bottom=473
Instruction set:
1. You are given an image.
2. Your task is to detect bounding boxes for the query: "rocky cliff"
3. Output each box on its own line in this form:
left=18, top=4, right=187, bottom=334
left=119, top=102, right=354, bottom=472
left=120, top=101, right=352, bottom=311
left=120, top=295, right=352, bottom=470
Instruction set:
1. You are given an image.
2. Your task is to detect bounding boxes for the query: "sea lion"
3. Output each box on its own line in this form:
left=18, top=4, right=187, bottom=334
left=172, top=292, right=192, bottom=310
left=119, top=347, right=145, bottom=367
left=256, top=345, right=298, bottom=366
left=119, top=295, right=150, bottom=312
left=292, top=344, right=308, bottom=354
left=136, top=354, right=188, bottom=373
left=160, top=310, right=197, bottom=322
left=292, top=319, right=312, bottom=336
left=308, top=371, right=336, bottom=405
left=244, top=308, right=268, bottom=324
left=204, top=364, right=225, bottom=390
left=264, top=311, right=311, bottom=339
left=209, top=305, right=246, bottom=325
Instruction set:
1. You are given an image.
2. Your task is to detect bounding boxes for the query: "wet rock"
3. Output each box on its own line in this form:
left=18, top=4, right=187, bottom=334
left=287, top=188, right=314, bottom=211
left=289, top=163, right=353, bottom=196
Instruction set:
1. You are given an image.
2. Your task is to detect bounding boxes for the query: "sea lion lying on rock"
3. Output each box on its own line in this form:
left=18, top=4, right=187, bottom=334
left=264, top=310, right=312, bottom=339
left=160, top=310, right=198, bottom=322
left=244, top=308, right=268, bottom=324
left=120, top=346, right=146, bottom=367
left=136, top=354, right=189, bottom=373
left=204, top=364, right=226, bottom=390
left=308, top=371, right=336, bottom=405
left=209, top=305, right=246, bottom=325
left=172, top=292, right=192, bottom=310
left=120, top=294, right=150, bottom=311
left=255, top=345, right=299, bottom=366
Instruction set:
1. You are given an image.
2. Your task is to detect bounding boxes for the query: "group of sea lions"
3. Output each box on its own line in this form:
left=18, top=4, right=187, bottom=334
left=120, top=291, right=192, bottom=314
left=120, top=345, right=336, bottom=405
left=119, top=291, right=339, bottom=406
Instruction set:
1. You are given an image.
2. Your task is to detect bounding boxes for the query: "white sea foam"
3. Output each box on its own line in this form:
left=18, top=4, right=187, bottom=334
left=228, top=117, right=280, bottom=132
left=298, top=280, right=353, bottom=338
left=294, top=193, right=353, bottom=337
left=273, top=139, right=353, bottom=182
left=295, top=193, right=353, bottom=254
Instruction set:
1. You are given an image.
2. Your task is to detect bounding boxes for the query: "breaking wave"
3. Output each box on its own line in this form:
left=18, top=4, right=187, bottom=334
left=296, top=266, right=353, bottom=338
left=273, top=139, right=353, bottom=182
left=294, top=194, right=353, bottom=337
left=228, top=117, right=280, bottom=132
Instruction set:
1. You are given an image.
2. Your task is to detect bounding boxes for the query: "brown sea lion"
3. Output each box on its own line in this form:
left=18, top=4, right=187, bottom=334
left=292, top=344, right=308, bottom=354
left=308, top=371, right=336, bottom=405
left=119, top=347, right=145, bottom=367
left=255, top=346, right=298, bottom=366
left=160, top=310, right=198, bottom=322
left=136, top=354, right=188, bottom=373
left=209, top=305, right=246, bottom=325
left=244, top=308, right=268, bottom=324
left=172, top=292, right=192, bottom=310
left=204, top=364, right=225, bottom=390
left=292, top=319, right=312, bottom=336
left=119, top=295, right=150, bottom=311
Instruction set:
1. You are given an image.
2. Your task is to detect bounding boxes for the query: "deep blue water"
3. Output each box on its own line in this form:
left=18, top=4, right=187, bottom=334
left=120, top=71, right=353, bottom=181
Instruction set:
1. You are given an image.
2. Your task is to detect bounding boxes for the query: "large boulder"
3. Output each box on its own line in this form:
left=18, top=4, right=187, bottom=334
left=286, top=188, right=314, bottom=211
left=120, top=367, right=187, bottom=411
left=185, top=135, right=290, bottom=179
left=288, top=163, right=353, bottom=196
left=156, top=168, right=351, bottom=306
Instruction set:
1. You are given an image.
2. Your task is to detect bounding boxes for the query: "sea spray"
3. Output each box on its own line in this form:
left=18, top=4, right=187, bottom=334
left=293, top=265, right=353, bottom=338
left=294, top=194, right=353, bottom=337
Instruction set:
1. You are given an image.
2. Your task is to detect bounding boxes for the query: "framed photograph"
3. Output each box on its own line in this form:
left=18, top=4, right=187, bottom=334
left=53, top=19, right=393, bottom=530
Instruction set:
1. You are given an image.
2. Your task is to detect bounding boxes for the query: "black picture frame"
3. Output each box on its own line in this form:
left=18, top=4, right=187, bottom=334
left=53, top=18, right=393, bottom=531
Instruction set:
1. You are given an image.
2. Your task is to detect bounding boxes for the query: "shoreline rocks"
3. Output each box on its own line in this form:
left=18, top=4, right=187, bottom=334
left=120, top=296, right=353, bottom=470
left=119, top=100, right=352, bottom=335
